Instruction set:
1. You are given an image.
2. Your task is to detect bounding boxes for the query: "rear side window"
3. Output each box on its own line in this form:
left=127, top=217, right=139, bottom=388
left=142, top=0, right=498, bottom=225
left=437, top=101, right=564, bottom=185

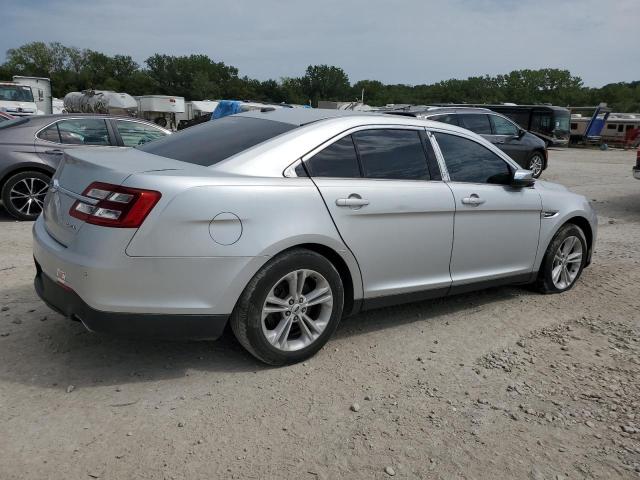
left=138, top=115, right=297, bottom=166
left=459, top=114, right=492, bottom=134
left=305, top=135, right=361, bottom=178
left=55, top=119, right=111, bottom=146
left=37, top=123, right=61, bottom=143
left=353, top=129, right=430, bottom=180
left=430, top=114, right=459, bottom=126
left=435, top=133, right=511, bottom=185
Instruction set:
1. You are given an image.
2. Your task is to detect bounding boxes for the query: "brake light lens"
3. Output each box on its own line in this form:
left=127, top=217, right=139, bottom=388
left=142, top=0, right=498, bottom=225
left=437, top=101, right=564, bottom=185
left=69, top=182, right=161, bottom=228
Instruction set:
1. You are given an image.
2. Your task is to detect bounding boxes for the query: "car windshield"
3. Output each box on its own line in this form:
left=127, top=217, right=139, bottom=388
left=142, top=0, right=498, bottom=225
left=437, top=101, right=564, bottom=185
left=0, top=85, right=34, bottom=102
left=138, top=115, right=297, bottom=166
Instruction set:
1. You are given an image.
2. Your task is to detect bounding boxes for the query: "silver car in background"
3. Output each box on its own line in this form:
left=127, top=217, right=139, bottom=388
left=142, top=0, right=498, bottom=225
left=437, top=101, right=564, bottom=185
left=0, top=114, right=170, bottom=220
left=33, top=109, right=597, bottom=365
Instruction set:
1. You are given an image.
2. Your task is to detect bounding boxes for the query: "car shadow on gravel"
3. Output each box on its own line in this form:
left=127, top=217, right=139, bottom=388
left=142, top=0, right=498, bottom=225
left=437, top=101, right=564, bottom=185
left=0, top=208, right=22, bottom=223
left=0, top=280, right=529, bottom=390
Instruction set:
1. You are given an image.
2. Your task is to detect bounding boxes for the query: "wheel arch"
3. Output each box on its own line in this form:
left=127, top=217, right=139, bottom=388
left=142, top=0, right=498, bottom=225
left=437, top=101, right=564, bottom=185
left=564, top=215, right=594, bottom=260
left=0, top=164, right=55, bottom=192
left=273, top=242, right=361, bottom=316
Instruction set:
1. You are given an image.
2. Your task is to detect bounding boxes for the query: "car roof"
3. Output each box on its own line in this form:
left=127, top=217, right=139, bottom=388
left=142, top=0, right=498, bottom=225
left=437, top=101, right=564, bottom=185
left=236, top=108, right=384, bottom=126
left=384, top=106, right=494, bottom=117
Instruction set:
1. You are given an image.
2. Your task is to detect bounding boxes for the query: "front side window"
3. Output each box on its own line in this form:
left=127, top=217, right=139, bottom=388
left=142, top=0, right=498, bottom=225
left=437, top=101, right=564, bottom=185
left=490, top=115, right=519, bottom=136
left=115, top=120, right=167, bottom=147
left=305, top=135, right=360, bottom=178
left=55, top=119, right=111, bottom=146
left=458, top=114, right=492, bottom=134
left=353, top=129, right=430, bottom=180
left=435, top=132, right=512, bottom=185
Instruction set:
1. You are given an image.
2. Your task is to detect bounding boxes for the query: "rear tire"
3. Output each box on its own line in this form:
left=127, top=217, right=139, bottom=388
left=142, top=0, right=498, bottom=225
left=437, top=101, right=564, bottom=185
left=1, top=170, right=51, bottom=221
left=230, top=248, right=344, bottom=365
left=535, top=224, right=587, bottom=294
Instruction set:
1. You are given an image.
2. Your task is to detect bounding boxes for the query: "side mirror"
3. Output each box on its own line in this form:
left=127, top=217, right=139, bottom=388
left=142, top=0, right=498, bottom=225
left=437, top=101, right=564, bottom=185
left=517, top=129, right=526, bottom=139
left=511, top=169, right=535, bottom=187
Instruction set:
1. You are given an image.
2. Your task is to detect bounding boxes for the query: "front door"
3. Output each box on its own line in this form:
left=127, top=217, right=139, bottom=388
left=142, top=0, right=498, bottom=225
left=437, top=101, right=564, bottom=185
left=304, top=128, right=455, bottom=299
left=433, top=130, right=542, bottom=285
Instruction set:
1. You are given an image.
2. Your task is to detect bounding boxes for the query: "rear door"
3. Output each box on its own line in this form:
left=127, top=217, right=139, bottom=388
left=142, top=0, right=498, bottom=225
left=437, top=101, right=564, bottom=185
left=34, top=117, right=118, bottom=165
left=305, top=127, right=455, bottom=300
left=432, top=131, right=541, bottom=286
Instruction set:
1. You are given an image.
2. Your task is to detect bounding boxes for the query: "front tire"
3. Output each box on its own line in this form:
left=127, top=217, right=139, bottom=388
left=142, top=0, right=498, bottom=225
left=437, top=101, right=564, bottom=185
left=1, top=170, right=51, bottom=221
left=535, top=224, right=587, bottom=294
left=230, top=249, right=344, bottom=365
left=528, top=152, right=545, bottom=178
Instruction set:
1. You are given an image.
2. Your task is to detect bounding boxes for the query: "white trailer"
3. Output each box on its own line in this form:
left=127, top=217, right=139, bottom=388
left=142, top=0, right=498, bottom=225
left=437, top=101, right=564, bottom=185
left=135, top=95, right=185, bottom=131
left=13, top=76, right=52, bottom=114
left=175, top=100, right=219, bottom=127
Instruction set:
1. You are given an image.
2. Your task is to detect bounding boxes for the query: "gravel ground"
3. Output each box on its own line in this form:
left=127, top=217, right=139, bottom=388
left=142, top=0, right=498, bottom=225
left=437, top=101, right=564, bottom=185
left=0, top=148, right=638, bottom=479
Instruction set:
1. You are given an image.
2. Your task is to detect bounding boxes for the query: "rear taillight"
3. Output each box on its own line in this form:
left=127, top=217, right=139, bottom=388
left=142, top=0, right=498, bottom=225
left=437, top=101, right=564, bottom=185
left=69, top=182, right=161, bottom=228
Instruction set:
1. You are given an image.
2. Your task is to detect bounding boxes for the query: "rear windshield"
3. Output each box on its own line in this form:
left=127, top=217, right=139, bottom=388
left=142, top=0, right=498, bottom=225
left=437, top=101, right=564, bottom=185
left=138, top=115, right=297, bottom=166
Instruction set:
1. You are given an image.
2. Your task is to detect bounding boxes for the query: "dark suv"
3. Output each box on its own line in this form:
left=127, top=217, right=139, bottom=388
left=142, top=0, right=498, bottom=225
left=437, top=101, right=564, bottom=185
left=386, top=107, right=548, bottom=178
left=0, top=114, right=170, bottom=220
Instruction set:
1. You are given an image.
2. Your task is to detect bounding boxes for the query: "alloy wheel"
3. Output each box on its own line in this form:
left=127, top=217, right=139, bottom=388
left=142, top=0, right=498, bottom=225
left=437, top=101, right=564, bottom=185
left=9, top=177, right=49, bottom=217
left=529, top=154, right=544, bottom=177
left=261, top=269, right=333, bottom=352
left=551, top=235, right=583, bottom=290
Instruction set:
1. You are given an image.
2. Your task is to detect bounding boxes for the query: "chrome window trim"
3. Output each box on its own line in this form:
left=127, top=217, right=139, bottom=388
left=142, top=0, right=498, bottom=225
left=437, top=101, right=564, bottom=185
left=34, top=117, right=170, bottom=146
left=284, top=123, right=440, bottom=180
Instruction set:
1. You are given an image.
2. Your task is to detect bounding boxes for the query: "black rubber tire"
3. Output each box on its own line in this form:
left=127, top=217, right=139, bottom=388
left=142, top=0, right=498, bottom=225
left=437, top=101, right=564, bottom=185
left=1, top=170, right=51, bottom=221
left=528, top=151, right=545, bottom=178
left=230, top=248, right=344, bottom=365
left=535, top=223, right=587, bottom=294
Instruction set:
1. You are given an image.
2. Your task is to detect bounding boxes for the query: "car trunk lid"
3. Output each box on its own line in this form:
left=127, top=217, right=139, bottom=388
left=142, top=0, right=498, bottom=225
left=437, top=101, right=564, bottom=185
left=43, top=148, right=183, bottom=246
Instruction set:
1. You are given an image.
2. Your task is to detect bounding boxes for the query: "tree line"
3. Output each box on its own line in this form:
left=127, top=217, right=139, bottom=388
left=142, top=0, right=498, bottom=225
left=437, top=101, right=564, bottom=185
left=1, top=41, right=639, bottom=112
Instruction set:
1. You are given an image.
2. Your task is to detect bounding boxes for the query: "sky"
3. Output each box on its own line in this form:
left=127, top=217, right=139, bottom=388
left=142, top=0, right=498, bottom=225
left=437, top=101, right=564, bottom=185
left=1, top=0, right=638, bottom=87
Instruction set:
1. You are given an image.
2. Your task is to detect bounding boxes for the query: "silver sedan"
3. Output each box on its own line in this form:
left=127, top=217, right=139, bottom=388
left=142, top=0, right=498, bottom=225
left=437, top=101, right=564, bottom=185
left=33, top=109, right=597, bottom=365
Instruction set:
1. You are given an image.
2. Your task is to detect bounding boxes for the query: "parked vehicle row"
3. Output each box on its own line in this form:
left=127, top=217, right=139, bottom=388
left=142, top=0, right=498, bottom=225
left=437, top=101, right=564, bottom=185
left=32, top=109, right=597, bottom=365
left=386, top=106, right=548, bottom=178
left=0, top=114, right=170, bottom=220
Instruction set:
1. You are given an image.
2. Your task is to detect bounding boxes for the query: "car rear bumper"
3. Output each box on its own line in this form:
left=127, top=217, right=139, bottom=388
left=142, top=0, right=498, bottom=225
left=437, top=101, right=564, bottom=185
left=34, top=265, right=228, bottom=340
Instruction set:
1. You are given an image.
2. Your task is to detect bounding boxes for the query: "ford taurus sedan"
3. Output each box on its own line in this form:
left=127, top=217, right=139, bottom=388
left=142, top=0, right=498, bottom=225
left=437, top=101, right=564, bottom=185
left=0, top=114, right=169, bottom=220
left=33, top=109, right=597, bottom=365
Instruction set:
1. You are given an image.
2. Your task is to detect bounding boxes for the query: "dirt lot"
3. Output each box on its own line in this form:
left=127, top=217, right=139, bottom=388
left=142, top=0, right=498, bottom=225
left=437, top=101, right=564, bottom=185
left=0, top=148, right=639, bottom=479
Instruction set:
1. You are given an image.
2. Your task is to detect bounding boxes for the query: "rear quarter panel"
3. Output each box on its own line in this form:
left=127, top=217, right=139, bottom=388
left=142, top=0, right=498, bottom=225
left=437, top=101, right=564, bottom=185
left=124, top=174, right=364, bottom=302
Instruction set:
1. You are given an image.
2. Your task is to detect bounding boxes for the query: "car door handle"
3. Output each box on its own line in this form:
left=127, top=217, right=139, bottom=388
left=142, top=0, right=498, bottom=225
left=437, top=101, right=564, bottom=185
left=44, top=149, right=63, bottom=155
left=461, top=194, right=485, bottom=206
left=336, top=195, right=369, bottom=208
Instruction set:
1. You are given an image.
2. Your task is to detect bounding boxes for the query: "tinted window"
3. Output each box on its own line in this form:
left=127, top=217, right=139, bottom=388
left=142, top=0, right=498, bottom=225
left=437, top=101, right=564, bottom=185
left=353, top=129, right=429, bottom=180
left=459, top=114, right=492, bottom=134
left=55, top=119, right=111, bottom=145
left=306, top=136, right=360, bottom=178
left=37, top=123, right=61, bottom=143
left=115, top=120, right=167, bottom=147
left=435, top=133, right=511, bottom=185
left=139, top=115, right=296, bottom=166
left=430, top=114, right=459, bottom=126
left=490, top=115, right=519, bottom=136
